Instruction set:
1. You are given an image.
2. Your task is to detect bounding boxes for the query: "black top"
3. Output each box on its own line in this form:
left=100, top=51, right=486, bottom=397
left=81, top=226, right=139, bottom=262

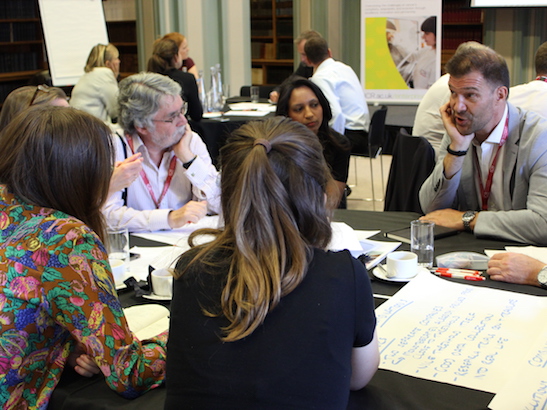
left=165, top=68, right=203, bottom=121
left=322, top=128, right=351, bottom=183
left=165, top=248, right=376, bottom=410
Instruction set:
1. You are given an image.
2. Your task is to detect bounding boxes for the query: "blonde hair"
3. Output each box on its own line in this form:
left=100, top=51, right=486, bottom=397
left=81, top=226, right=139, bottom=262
left=174, top=117, right=334, bottom=342
left=84, top=43, right=119, bottom=72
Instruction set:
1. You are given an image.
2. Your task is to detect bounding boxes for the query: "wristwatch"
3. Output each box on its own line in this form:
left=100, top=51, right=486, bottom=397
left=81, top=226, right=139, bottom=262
left=462, top=211, right=478, bottom=232
left=537, top=266, right=547, bottom=289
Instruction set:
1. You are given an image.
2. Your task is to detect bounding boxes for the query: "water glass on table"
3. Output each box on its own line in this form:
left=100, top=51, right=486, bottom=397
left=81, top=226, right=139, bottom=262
left=106, top=227, right=130, bottom=286
left=250, top=86, right=260, bottom=103
left=410, top=220, right=434, bottom=269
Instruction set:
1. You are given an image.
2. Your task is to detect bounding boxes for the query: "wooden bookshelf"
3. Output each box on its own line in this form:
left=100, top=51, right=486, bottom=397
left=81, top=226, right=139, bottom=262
left=250, top=0, right=294, bottom=85
left=0, top=0, right=47, bottom=104
left=106, top=19, right=138, bottom=78
left=441, top=0, right=484, bottom=70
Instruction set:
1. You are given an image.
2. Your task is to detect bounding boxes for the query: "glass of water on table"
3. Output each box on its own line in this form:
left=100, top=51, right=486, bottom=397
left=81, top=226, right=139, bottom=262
left=410, top=220, right=434, bottom=269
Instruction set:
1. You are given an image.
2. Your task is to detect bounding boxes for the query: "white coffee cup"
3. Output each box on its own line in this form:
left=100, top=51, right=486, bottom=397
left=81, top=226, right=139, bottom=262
left=386, top=251, right=418, bottom=279
left=109, top=258, right=127, bottom=286
left=151, top=268, right=174, bottom=298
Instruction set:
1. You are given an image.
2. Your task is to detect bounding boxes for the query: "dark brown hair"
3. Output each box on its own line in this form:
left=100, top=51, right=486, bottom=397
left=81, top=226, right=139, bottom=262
left=0, top=106, right=113, bottom=240
left=175, top=117, right=334, bottom=341
left=445, top=41, right=510, bottom=90
left=304, top=36, right=330, bottom=65
left=147, top=38, right=179, bottom=73
left=535, top=41, right=547, bottom=76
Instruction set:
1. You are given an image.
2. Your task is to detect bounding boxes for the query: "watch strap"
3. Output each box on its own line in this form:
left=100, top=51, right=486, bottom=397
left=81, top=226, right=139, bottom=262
left=447, top=146, right=468, bottom=157
left=462, top=211, right=477, bottom=232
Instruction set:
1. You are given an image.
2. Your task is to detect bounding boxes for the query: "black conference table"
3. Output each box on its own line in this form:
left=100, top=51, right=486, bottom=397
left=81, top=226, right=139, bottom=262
left=49, top=210, right=544, bottom=410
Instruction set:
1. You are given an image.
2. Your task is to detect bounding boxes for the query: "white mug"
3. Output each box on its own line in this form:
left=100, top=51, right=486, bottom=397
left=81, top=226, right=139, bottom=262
left=151, top=268, right=174, bottom=298
left=109, top=258, right=127, bottom=286
left=386, top=251, right=418, bottom=279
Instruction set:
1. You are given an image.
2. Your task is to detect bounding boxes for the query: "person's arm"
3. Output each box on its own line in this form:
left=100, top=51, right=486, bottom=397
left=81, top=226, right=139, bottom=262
left=487, top=253, right=546, bottom=286
left=108, top=153, right=143, bottom=197
left=46, top=226, right=167, bottom=397
left=351, top=330, right=380, bottom=390
left=350, top=256, right=379, bottom=390
left=188, top=65, right=199, bottom=80
left=174, top=127, right=221, bottom=215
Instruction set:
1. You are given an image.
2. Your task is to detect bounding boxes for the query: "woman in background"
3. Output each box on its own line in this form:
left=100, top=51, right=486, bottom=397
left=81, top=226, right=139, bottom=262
left=70, top=43, right=121, bottom=124
left=147, top=37, right=203, bottom=121
left=162, top=32, right=199, bottom=79
left=0, top=85, right=142, bottom=197
left=276, top=76, right=351, bottom=207
left=0, top=106, right=166, bottom=408
left=165, top=117, right=378, bottom=409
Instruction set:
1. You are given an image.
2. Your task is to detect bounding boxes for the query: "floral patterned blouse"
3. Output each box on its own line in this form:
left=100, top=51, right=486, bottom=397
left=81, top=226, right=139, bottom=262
left=0, top=186, right=167, bottom=409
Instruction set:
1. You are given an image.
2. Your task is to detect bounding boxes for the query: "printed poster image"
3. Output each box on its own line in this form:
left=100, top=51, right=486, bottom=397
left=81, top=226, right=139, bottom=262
left=361, top=0, right=442, bottom=103
left=386, top=16, right=437, bottom=89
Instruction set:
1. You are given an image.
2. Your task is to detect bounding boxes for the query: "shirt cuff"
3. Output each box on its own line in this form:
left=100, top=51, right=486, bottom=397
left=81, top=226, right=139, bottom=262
left=148, top=208, right=172, bottom=231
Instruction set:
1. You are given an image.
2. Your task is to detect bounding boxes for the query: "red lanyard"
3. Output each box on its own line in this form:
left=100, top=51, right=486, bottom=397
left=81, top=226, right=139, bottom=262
left=473, top=116, right=509, bottom=211
left=126, top=136, right=177, bottom=209
left=536, top=76, right=547, bottom=83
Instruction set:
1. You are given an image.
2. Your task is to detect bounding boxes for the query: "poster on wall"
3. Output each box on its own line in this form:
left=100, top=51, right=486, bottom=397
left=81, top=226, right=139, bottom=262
left=361, top=0, right=442, bottom=103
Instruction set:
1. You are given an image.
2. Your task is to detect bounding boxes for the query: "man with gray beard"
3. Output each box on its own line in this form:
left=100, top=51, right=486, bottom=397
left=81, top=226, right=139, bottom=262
left=103, top=72, right=220, bottom=232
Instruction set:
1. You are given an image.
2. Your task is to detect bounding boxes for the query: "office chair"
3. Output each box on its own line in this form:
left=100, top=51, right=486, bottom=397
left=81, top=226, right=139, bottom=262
left=384, top=128, right=436, bottom=213
left=240, top=85, right=275, bottom=99
left=350, top=105, right=388, bottom=206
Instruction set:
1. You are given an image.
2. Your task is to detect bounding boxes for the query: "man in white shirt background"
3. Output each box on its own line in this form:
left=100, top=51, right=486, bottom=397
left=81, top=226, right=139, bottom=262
left=305, top=36, right=370, bottom=154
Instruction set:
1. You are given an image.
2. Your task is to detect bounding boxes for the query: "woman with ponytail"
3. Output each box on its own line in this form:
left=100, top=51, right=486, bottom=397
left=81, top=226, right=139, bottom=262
left=165, top=117, right=378, bottom=409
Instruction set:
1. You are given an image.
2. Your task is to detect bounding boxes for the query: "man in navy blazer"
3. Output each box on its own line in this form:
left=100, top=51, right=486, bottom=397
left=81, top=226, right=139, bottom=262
left=419, top=42, right=547, bottom=245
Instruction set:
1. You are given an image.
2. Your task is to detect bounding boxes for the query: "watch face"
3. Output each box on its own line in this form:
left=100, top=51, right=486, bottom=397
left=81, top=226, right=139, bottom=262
left=538, top=268, right=547, bottom=287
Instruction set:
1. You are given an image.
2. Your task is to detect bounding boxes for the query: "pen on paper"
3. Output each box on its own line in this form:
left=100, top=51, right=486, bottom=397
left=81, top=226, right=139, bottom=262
left=431, top=271, right=485, bottom=281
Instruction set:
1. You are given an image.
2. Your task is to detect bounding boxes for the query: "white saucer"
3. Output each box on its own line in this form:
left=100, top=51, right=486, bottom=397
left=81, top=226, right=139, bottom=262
left=372, top=266, right=428, bottom=282
left=142, top=293, right=172, bottom=301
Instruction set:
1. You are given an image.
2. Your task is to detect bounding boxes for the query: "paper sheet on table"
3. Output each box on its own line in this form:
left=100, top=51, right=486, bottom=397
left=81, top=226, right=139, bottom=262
left=124, top=304, right=169, bottom=340
left=484, top=246, right=547, bottom=264
left=228, top=102, right=276, bottom=112
left=328, top=222, right=363, bottom=252
left=223, top=110, right=270, bottom=117
left=132, top=215, right=222, bottom=247
left=376, top=271, right=547, bottom=394
left=488, top=327, right=547, bottom=410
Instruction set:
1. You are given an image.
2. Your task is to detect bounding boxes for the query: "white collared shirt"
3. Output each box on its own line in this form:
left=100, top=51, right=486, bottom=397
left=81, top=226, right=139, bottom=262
left=311, top=58, right=370, bottom=134
left=472, top=105, right=509, bottom=211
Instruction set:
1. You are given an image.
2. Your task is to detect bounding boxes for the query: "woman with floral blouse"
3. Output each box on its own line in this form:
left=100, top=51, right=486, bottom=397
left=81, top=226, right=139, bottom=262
left=0, top=105, right=167, bottom=409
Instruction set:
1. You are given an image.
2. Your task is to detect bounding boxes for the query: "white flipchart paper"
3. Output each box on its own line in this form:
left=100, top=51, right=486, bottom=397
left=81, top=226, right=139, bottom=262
left=376, top=271, right=547, bottom=395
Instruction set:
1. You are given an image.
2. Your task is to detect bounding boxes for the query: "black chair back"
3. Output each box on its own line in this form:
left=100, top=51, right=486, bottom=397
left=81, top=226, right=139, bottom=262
left=367, top=106, right=388, bottom=158
left=240, top=85, right=275, bottom=99
left=384, top=128, right=436, bottom=213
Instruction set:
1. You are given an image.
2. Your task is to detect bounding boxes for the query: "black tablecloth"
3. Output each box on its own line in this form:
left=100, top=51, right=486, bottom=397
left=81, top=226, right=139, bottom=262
left=49, top=210, right=541, bottom=409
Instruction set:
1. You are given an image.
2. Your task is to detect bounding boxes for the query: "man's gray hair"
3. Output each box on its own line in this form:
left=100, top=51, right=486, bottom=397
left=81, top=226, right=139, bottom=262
left=118, top=72, right=182, bottom=135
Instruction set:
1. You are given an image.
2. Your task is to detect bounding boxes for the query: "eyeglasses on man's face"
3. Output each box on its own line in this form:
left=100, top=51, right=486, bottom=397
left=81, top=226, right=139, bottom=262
left=152, top=101, right=188, bottom=123
left=29, top=84, right=50, bottom=107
